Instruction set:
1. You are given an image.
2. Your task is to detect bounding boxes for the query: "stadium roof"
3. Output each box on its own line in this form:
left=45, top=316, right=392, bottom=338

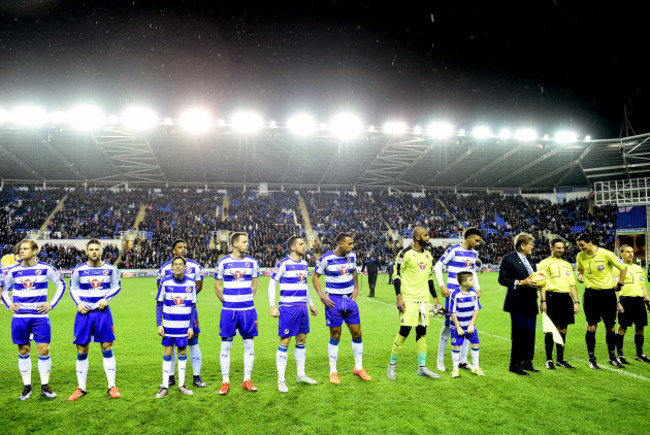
left=1, top=126, right=648, bottom=192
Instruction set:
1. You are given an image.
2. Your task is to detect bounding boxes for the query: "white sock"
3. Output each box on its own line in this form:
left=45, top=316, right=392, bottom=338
left=460, top=340, right=470, bottom=365
left=452, top=349, right=460, bottom=370
left=170, top=348, right=176, bottom=378
left=295, top=344, right=306, bottom=377
left=38, top=354, right=51, bottom=386
left=328, top=339, right=339, bottom=374
left=276, top=345, right=288, bottom=382
left=438, top=325, right=450, bottom=361
left=102, top=350, right=116, bottom=388
left=471, top=347, right=480, bottom=368
left=162, top=356, right=172, bottom=388
left=178, top=355, right=187, bottom=387
left=220, top=339, right=233, bottom=383
left=18, top=354, right=31, bottom=386
left=352, top=339, right=363, bottom=371
left=76, top=354, right=89, bottom=391
left=189, top=344, right=201, bottom=377
left=243, top=338, right=255, bottom=382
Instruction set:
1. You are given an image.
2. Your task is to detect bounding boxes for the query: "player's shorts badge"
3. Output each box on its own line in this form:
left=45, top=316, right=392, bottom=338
left=326, top=318, right=331, bottom=325
left=284, top=329, right=290, bottom=335
left=451, top=338, right=457, bottom=344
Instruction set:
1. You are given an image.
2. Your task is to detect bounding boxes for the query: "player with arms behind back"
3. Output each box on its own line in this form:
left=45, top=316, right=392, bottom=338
left=67, top=239, right=122, bottom=401
left=268, top=235, right=319, bottom=393
left=1, top=240, right=66, bottom=400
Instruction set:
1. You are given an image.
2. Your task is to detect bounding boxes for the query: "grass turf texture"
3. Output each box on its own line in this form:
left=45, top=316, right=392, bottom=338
left=1, top=272, right=649, bottom=434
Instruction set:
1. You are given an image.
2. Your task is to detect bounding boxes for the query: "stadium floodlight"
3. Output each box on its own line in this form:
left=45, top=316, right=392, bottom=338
left=331, top=113, right=362, bottom=140
left=11, top=106, right=48, bottom=127
left=413, top=125, right=423, bottom=135
left=0, top=108, right=7, bottom=123
left=472, top=126, right=493, bottom=139
left=554, top=131, right=577, bottom=144
left=231, top=111, right=263, bottom=134
left=584, top=135, right=592, bottom=142
left=287, top=114, right=316, bottom=136
left=458, top=129, right=466, bottom=137
left=107, top=115, right=120, bottom=125
left=542, top=134, right=551, bottom=141
left=427, top=122, right=453, bottom=138
left=162, top=117, right=174, bottom=125
left=514, top=128, right=537, bottom=142
left=122, top=107, right=158, bottom=131
left=179, top=108, right=212, bottom=133
left=368, top=125, right=377, bottom=133
left=383, top=121, right=407, bottom=135
left=49, top=111, right=67, bottom=124
left=498, top=128, right=512, bottom=140
left=217, top=119, right=227, bottom=127
left=318, top=123, right=328, bottom=131
left=269, top=120, right=278, bottom=129
left=68, top=105, right=105, bottom=131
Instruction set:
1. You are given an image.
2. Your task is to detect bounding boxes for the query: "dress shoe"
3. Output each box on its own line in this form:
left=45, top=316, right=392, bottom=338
left=509, top=368, right=530, bottom=376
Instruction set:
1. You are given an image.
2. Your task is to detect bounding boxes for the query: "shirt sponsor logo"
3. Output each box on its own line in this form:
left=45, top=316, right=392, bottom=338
left=90, top=279, right=102, bottom=289
left=23, top=279, right=33, bottom=288
left=233, top=270, right=244, bottom=280
left=338, top=266, right=349, bottom=275
left=173, top=296, right=185, bottom=305
left=297, top=272, right=306, bottom=282
left=418, top=262, right=426, bottom=270
left=465, top=259, right=472, bottom=267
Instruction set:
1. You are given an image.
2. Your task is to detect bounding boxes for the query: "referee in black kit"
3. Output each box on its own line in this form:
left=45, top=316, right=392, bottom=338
left=362, top=253, right=380, bottom=297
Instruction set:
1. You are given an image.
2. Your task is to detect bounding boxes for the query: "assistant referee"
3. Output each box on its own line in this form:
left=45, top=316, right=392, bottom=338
left=576, top=233, right=627, bottom=370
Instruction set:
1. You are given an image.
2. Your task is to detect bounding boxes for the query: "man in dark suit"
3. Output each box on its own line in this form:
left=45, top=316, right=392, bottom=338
left=498, top=232, right=541, bottom=375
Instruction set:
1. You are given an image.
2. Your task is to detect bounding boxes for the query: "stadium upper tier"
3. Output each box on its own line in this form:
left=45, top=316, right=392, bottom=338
left=1, top=187, right=616, bottom=269
left=1, top=127, right=649, bottom=190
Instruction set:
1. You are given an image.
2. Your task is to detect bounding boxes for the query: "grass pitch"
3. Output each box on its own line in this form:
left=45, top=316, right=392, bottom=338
left=1, top=272, right=649, bottom=434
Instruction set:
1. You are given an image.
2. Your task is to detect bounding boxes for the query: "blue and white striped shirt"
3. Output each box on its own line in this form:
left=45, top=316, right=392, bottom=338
left=215, top=255, right=259, bottom=311
left=316, top=250, right=357, bottom=295
left=449, top=288, right=481, bottom=329
left=1, top=262, right=66, bottom=318
left=438, top=244, right=479, bottom=291
left=156, top=275, right=197, bottom=337
left=70, top=262, right=121, bottom=310
left=271, top=257, right=311, bottom=307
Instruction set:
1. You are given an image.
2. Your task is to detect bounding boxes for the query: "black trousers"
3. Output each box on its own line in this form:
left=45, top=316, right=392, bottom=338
left=509, top=312, right=537, bottom=371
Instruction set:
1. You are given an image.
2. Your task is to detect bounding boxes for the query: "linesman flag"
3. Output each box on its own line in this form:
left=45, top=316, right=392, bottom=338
left=542, top=312, right=564, bottom=346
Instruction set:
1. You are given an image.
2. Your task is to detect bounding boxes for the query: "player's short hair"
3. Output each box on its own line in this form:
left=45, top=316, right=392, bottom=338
left=230, top=232, right=248, bottom=245
left=549, top=237, right=564, bottom=248
left=21, top=240, right=39, bottom=251
left=463, top=227, right=482, bottom=239
left=171, top=255, right=187, bottom=265
left=576, top=233, right=596, bottom=245
left=13, top=242, right=21, bottom=255
left=171, top=239, right=186, bottom=251
left=620, top=244, right=633, bottom=252
left=336, top=232, right=353, bottom=244
left=514, top=232, right=534, bottom=251
left=287, top=235, right=303, bottom=250
left=86, top=238, right=102, bottom=249
left=457, top=271, right=473, bottom=285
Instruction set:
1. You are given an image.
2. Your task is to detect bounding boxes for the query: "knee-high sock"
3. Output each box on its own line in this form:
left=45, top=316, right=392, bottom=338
left=18, top=353, right=31, bottom=386
left=586, top=330, right=596, bottom=356
left=170, top=348, right=176, bottom=379
left=390, top=334, right=407, bottom=365
left=460, top=340, right=470, bottom=364
left=452, top=348, right=460, bottom=370
left=635, top=333, right=644, bottom=357
left=615, top=333, right=625, bottom=355
left=76, top=353, right=89, bottom=391
left=557, top=332, right=566, bottom=361
left=352, top=338, right=363, bottom=371
left=545, top=333, right=554, bottom=361
left=102, top=349, right=116, bottom=388
left=294, top=344, right=306, bottom=377
left=605, top=330, right=616, bottom=357
left=220, top=339, right=233, bottom=383
left=437, top=325, right=450, bottom=361
left=38, top=354, right=51, bottom=386
left=328, top=338, right=339, bottom=374
left=178, top=355, right=187, bottom=387
left=276, top=345, right=288, bottom=382
left=471, top=346, right=480, bottom=368
left=243, top=338, right=255, bottom=381
left=416, top=335, right=427, bottom=367
left=189, top=343, right=201, bottom=376
left=162, top=355, right=172, bottom=388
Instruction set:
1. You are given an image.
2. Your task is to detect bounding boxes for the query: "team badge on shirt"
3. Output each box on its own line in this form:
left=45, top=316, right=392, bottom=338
left=35, top=270, right=42, bottom=275
left=598, top=265, right=604, bottom=271
left=103, top=269, right=110, bottom=275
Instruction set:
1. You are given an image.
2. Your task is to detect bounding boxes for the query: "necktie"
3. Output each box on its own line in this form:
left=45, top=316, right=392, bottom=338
left=522, top=257, right=534, bottom=275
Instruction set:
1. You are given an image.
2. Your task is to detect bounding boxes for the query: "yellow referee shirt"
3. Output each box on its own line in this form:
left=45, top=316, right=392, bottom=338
left=537, top=256, right=575, bottom=293
left=395, top=247, right=433, bottom=302
left=576, top=247, right=625, bottom=290
left=0, top=254, right=19, bottom=268
left=614, top=263, right=646, bottom=297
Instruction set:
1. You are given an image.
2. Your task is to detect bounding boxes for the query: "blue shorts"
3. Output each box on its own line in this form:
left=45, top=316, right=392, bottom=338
left=73, top=308, right=116, bottom=345
left=220, top=309, right=258, bottom=338
left=162, top=336, right=189, bottom=347
left=450, top=327, right=479, bottom=347
left=325, top=294, right=360, bottom=328
left=12, top=317, right=51, bottom=345
left=278, top=305, right=310, bottom=337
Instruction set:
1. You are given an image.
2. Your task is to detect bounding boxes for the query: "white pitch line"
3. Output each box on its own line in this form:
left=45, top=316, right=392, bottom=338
left=361, top=296, right=650, bottom=381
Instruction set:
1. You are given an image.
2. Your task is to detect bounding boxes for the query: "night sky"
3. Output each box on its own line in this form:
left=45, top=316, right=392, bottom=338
left=0, top=1, right=646, bottom=138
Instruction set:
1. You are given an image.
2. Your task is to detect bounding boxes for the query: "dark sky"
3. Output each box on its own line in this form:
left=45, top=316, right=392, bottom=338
left=0, top=1, right=646, bottom=138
